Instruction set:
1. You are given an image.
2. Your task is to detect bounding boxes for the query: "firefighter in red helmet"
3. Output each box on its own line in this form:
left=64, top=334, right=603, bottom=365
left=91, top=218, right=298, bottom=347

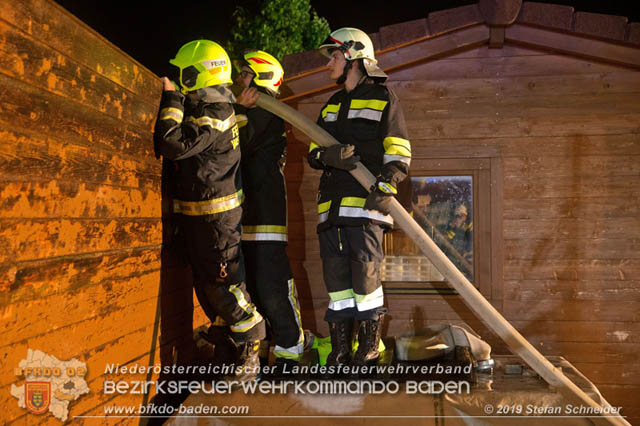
left=234, top=50, right=305, bottom=374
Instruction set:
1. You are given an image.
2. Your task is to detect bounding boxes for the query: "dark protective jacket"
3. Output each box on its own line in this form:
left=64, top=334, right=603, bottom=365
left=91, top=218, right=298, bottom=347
left=154, top=87, right=243, bottom=215
left=307, top=79, right=411, bottom=231
left=234, top=88, right=288, bottom=243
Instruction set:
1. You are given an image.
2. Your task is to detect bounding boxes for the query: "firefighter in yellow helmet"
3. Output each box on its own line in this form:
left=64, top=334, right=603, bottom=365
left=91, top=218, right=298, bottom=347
left=154, top=40, right=265, bottom=382
left=233, top=50, right=305, bottom=375
left=307, top=28, right=411, bottom=368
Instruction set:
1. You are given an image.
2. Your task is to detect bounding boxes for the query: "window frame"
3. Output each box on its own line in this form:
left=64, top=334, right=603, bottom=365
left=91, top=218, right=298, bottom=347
left=382, top=156, right=503, bottom=303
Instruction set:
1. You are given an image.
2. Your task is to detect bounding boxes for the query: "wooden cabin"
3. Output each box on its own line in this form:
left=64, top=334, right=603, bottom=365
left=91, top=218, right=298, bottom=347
left=0, top=0, right=638, bottom=423
left=280, top=1, right=640, bottom=423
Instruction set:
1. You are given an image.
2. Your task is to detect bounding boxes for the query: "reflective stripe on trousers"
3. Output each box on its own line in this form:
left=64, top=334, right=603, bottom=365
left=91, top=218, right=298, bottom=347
left=174, top=190, right=244, bottom=216
left=274, top=278, right=305, bottom=359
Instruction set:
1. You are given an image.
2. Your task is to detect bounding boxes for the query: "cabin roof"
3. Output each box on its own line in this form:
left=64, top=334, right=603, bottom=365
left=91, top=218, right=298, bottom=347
left=282, top=1, right=640, bottom=97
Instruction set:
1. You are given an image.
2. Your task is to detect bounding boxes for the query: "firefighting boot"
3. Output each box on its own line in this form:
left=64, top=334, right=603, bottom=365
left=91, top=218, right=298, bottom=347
left=352, top=318, right=382, bottom=367
left=200, top=325, right=237, bottom=369
left=322, top=319, right=353, bottom=379
left=224, top=339, right=261, bottom=385
left=224, top=340, right=260, bottom=383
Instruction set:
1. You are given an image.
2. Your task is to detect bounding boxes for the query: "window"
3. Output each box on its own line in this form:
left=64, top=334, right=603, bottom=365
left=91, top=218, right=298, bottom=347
left=381, top=157, right=502, bottom=300
left=382, top=176, right=474, bottom=283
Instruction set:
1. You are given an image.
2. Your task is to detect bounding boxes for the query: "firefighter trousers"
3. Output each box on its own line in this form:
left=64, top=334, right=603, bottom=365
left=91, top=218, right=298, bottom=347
left=242, top=242, right=304, bottom=360
left=319, top=224, right=387, bottom=322
left=181, top=209, right=265, bottom=343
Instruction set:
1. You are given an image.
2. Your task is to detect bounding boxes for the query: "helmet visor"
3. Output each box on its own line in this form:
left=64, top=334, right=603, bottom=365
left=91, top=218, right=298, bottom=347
left=181, top=65, right=200, bottom=90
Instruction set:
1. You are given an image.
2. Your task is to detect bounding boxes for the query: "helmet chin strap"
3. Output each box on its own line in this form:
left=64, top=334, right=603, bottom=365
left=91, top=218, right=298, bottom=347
left=336, top=59, right=353, bottom=85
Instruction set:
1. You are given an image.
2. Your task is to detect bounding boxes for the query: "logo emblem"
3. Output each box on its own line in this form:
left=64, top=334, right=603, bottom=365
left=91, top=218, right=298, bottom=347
left=25, top=382, right=51, bottom=415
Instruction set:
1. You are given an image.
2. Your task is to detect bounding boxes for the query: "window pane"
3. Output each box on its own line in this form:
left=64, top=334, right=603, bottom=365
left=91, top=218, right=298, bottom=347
left=381, top=176, right=474, bottom=283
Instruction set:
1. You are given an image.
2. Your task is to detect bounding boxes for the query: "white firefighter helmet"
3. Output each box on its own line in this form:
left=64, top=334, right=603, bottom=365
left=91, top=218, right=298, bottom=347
left=318, top=27, right=387, bottom=80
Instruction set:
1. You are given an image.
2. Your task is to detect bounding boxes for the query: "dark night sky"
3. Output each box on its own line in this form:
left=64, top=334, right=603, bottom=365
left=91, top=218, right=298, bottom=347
left=54, top=0, right=640, bottom=77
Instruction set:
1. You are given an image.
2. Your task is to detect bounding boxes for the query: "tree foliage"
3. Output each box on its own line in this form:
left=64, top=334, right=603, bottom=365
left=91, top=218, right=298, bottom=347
left=226, top=0, right=330, bottom=64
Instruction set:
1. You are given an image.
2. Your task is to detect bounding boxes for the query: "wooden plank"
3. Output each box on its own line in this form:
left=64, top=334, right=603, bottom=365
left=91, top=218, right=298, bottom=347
left=0, top=247, right=162, bottom=305
left=490, top=156, right=504, bottom=304
left=0, top=181, right=161, bottom=219
left=571, top=362, right=640, bottom=385
left=402, top=93, right=640, bottom=121
left=531, top=341, right=640, bottom=365
left=503, top=155, right=640, bottom=178
left=504, top=175, right=640, bottom=199
left=2, top=269, right=162, bottom=346
left=408, top=134, right=640, bottom=158
left=405, top=113, right=640, bottom=139
left=0, top=19, right=158, bottom=130
left=503, top=300, right=639, bottom=322
left=504, top=259, right=640, bottom=281
left=388, top=53, right=625, bottom=82
left=0, top=0, right=160, bottom=100
left=477, top=169, right=492, bottom=296
left=298, top=71, right=640, bottom=105
left=0, top=291, right=200, bottom=380
left=283, top=25, right=489, bottom=100
left=504, top=279, right=640, bottom=301
left=504, top=238, right=640, bottom=261
left=0, top=127, right=160, bottom=191
left=0, top=299, right=159, bottom=380
left=446, top=44, right=545, bottom=58
left=0, top=72, right=156, bottom=160
left=504, top=197, right=639, bottom=219
left=0, top=218, right=161, bottom=263
left=597, top=385, right=640, bottom=420
left=506, top=23, right=640, bottom=70
left=504, top=218, right=640, bottom=240
left=410, top=158, right=491, bottom=170
left=385, top=296, right=486, bottom=321
left=507, top=321, right=640, bottom=344
left=1, top=265, right=196, bottom=370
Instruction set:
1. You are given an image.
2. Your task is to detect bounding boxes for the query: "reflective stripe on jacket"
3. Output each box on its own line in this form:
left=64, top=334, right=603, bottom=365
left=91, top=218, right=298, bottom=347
left=307, top=79, right=410, bottom=230
left=154, top=89, right=243, bottom=212
left=234, top=87, right=288, bottom=242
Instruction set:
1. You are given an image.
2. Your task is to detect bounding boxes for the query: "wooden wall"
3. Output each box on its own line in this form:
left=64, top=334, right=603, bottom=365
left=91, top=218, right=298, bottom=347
left=284, top=43, right=640, bottom=422
left=0, top=0, right=637, bottom=422
left=0, top=0, right=205, bottom=423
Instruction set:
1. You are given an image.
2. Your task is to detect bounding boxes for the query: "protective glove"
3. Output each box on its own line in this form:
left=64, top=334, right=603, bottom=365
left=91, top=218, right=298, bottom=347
left=363, top=180, right=396, bottom=216
left=320, top=144, right=360, bottom=170
left=364, top=190, right=393, bottom=216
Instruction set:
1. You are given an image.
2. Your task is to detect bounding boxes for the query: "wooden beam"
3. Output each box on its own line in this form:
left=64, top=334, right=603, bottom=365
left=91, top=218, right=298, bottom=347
left=489, top=26, right=505, bottom=48
left=282, top=24, right=489, bottom=101
left=506, top=23, right=640, bottom=70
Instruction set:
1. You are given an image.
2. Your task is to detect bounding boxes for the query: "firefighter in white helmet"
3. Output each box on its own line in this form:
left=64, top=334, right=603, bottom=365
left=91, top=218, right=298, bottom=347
left=154, top=40, right=265, bottom=383
left=233, top=50, right=305, bottom=374
left=307, top=28, right=411, bottom=368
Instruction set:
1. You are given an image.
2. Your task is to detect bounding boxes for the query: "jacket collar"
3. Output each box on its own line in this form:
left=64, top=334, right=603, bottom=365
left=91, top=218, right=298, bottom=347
left=196, top=85, right=236, bottom=103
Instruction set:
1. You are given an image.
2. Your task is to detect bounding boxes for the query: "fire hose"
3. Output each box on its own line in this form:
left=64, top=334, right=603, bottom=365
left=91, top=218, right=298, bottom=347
left=255, top=93, right=630, bottom=426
